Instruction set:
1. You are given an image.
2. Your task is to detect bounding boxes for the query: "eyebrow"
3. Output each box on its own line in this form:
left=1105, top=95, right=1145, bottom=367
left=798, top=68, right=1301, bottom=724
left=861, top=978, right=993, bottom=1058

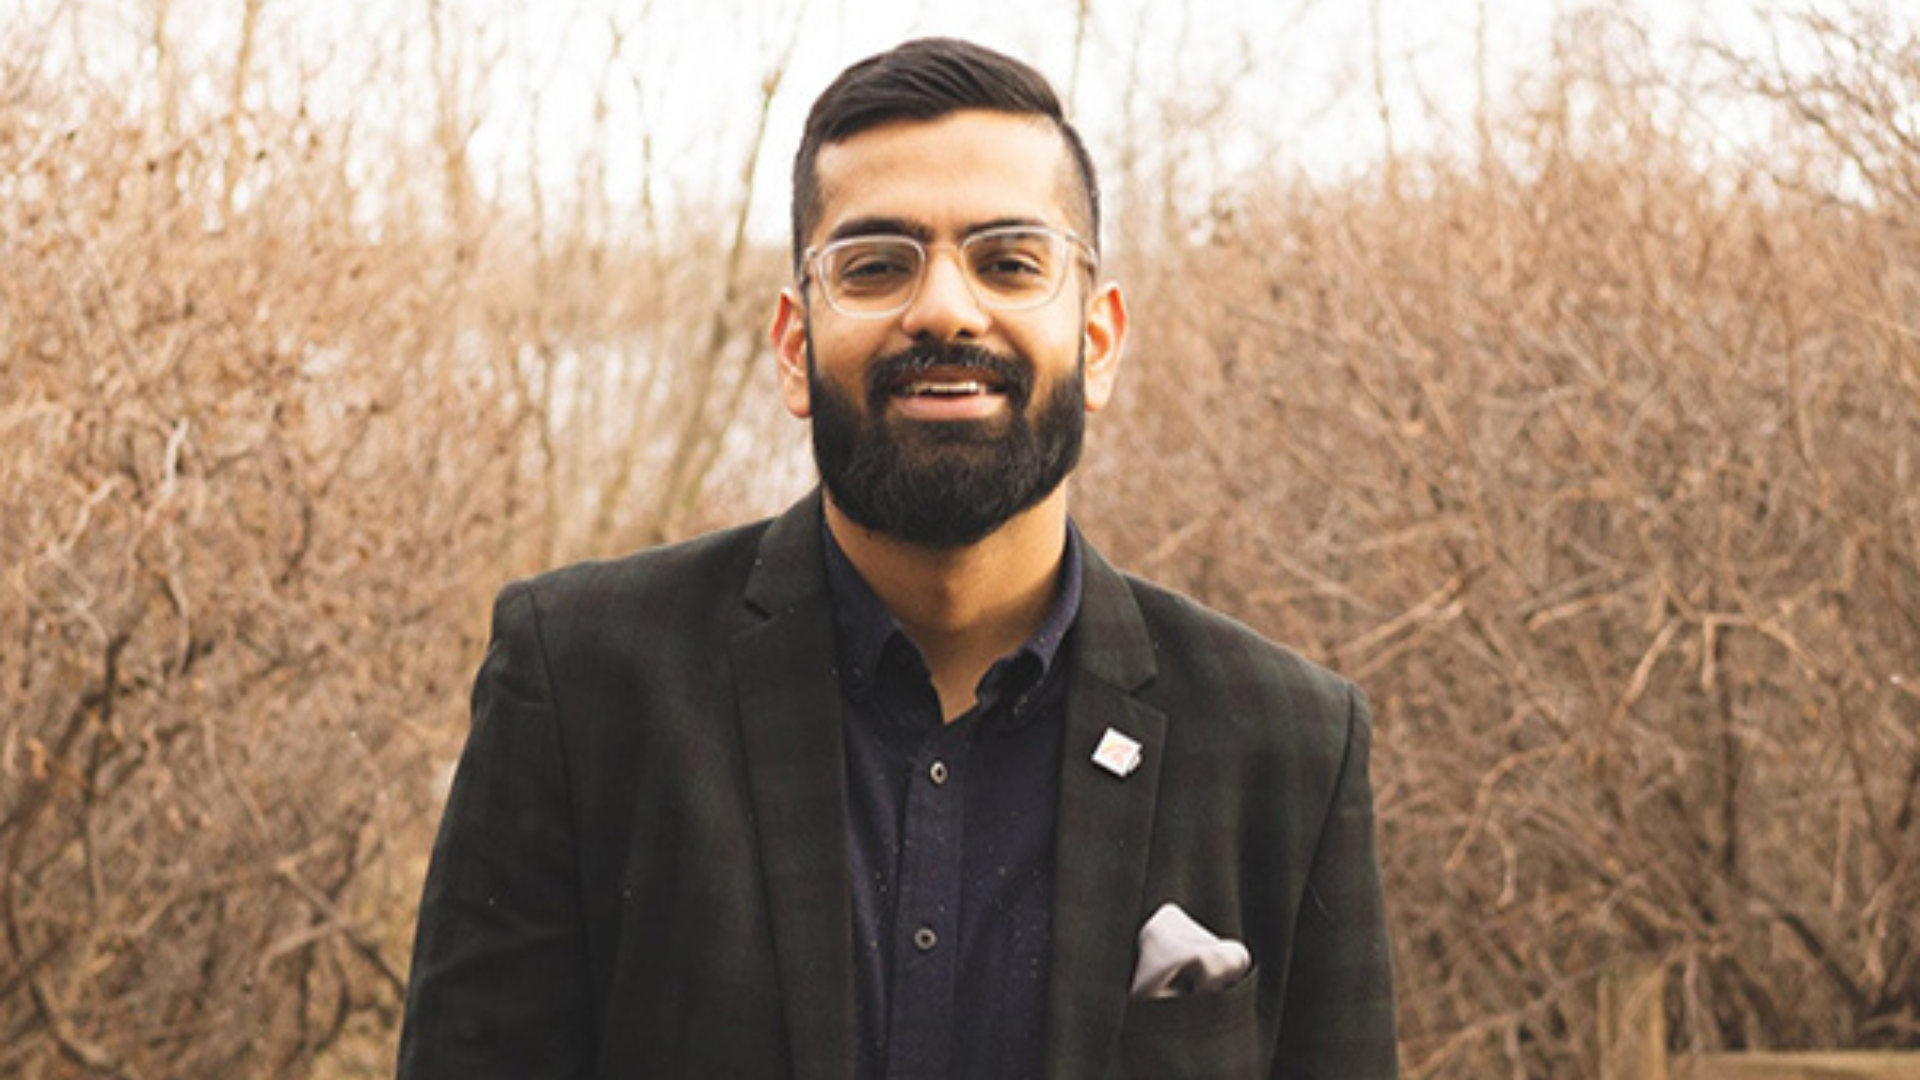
left=821, top=215, right=1058, bottom=246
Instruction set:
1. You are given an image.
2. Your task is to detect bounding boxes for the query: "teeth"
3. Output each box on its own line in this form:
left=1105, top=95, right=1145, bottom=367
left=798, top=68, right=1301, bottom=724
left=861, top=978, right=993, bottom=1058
left=903, top=380, right=989, bottom=396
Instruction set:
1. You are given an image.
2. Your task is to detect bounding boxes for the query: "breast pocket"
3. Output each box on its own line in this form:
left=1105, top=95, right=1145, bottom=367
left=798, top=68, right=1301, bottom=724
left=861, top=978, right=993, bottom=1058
left=1113, top=965, right=1266, bottom=1079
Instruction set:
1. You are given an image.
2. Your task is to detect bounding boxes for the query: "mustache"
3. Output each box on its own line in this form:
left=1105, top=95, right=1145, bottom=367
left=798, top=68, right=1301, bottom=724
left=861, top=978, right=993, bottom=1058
left=864, top=340, right=1033, bottom=409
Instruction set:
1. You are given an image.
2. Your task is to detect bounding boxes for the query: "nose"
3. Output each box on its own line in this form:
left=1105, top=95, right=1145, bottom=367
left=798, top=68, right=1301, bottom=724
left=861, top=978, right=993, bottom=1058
left=898, top=247, right=990, bottom=341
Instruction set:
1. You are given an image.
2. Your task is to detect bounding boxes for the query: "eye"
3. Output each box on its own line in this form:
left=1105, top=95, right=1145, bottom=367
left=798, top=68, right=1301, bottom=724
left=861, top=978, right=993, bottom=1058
left=829, top=242, right=919, bottom=294
left=968, top=237, right=1053, bottom=290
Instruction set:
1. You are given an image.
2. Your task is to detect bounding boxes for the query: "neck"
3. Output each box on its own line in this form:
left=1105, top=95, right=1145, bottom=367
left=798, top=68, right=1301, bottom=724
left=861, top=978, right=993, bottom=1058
left=825, top=488, right=1070, bottom=719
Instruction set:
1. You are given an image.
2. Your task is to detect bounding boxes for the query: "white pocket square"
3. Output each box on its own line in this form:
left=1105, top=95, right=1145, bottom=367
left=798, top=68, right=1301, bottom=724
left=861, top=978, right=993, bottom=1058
left=1130, top=902, right=1253, bottom=1000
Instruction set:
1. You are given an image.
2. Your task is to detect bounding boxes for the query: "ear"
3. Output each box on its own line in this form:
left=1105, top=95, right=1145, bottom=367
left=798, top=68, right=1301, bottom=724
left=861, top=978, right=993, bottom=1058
left=770, top=287, right=812, bottom=419
left=1080, top=280, right=1128, bottom=413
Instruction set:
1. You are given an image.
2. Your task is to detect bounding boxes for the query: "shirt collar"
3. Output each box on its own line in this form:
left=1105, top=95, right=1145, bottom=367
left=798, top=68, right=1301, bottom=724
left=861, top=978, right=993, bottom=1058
left=823, top=521, right=1083, bottom=719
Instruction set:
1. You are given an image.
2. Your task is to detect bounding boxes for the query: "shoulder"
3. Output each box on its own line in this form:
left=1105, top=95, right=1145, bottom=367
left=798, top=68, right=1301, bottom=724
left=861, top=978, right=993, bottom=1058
left=1125, top=573, right=1356, bottom=711
left=1113, top=571, right=1364, bottom=770
left=491, top=517, right=775, bottom=648
left=523, top=517, right=768, bottom=602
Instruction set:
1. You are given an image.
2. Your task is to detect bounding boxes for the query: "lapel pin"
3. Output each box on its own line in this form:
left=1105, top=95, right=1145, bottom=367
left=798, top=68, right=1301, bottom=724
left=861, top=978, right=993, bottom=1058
left=1092, top=727, right=1143, bottom=778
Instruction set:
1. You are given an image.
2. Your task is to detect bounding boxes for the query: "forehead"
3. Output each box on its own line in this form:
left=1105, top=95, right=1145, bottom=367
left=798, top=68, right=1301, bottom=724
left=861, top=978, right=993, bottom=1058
left=811, top=110, right=1074, bottom=245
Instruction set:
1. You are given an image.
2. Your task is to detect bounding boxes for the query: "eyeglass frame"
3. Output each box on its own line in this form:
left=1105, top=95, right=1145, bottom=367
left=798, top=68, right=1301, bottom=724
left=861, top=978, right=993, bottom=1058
left=798, top=224, right=1100, bottom=321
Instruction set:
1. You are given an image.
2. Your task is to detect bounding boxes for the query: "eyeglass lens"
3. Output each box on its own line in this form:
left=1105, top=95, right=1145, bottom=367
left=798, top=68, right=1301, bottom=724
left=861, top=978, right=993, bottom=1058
left=816, top=229, right=1073, bottom=315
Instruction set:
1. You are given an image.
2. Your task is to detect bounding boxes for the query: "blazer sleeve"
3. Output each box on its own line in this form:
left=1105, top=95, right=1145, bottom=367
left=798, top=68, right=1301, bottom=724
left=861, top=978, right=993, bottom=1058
left=1271, top=684, right=1399, bottom=1079
left=396, top=583, right=596, bottom=1080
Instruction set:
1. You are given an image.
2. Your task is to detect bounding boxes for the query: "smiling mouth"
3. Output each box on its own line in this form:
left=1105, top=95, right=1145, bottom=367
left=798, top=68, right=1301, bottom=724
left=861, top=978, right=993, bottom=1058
left=880, top=367, right=1014, bottom=422
left=884, top=363, right=1012, bottom=399
left=863, top=343, right=1030, bottom=417
left=899, top=379, right=998, bottom=397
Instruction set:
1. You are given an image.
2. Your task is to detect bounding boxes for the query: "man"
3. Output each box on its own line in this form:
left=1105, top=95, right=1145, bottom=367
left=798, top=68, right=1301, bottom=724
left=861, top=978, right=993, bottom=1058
left=397, top=37, right=1397, bottom=1080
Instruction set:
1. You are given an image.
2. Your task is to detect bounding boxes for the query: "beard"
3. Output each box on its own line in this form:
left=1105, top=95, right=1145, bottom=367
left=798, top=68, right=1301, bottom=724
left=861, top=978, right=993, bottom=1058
left=807, top=336, right=1086, bottom=550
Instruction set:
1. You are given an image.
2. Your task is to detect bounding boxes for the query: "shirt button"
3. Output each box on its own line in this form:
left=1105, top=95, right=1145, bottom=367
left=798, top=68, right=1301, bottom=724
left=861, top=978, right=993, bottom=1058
left=928, top=760, right=949, bottom=786
left=913, top=926, right=938, bottom=952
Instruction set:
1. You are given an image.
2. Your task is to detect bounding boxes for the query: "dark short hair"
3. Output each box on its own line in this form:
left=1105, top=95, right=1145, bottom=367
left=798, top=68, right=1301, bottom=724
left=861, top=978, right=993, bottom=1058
left=789, top=37, right=1100, bottom=274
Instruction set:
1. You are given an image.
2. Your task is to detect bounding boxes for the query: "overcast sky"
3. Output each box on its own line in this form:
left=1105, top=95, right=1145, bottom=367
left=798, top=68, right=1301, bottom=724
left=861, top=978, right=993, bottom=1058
left=10, top=0, right=1837, bottom=237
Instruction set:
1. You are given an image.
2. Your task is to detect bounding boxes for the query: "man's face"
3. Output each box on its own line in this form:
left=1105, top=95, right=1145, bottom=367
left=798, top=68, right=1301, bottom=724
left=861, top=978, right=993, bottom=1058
left=769, top=109, right=1127, bottom=548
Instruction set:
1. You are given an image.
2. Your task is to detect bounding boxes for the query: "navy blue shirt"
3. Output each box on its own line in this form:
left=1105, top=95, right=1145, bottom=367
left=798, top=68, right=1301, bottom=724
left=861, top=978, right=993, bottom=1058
left=825, top=527, right=1082, bottom=1080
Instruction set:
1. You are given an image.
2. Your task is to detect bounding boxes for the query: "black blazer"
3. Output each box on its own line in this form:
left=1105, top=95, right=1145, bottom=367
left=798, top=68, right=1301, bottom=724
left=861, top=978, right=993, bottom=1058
left=397, top=493, right=1397, bottom=1079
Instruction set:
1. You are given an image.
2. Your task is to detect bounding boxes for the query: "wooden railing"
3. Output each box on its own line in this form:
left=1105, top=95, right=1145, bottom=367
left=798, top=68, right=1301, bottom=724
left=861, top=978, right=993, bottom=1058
left=1599, top=964, right=1920, bottom=1080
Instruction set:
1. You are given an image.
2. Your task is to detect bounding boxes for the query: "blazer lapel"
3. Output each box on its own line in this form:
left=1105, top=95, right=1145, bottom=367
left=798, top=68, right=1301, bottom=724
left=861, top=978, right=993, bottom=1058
left=731, top=495, right=856, bottom=1080
left=1045, top=545, right=1168, bottom=1079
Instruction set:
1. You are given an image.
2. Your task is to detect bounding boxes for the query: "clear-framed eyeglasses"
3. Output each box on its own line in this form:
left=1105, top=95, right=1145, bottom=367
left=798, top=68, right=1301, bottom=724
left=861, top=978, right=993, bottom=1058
left=802, top=225, right=1098, bottom=320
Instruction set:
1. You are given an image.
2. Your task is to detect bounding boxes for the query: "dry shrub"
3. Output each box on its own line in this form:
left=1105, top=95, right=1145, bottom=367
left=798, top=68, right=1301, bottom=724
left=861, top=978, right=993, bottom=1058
left=0, top=0, right=802, bottom=1067
left=0, top=58, right=518, bottom=1080
left=1081, top=7, right=1919, bottom=1077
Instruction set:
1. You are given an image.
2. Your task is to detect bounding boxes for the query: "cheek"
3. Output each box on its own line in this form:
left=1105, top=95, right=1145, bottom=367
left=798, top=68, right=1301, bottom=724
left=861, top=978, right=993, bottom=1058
left=1015, top=320, right=1087, bottom=376
left=808, top=322, right=892, bottom=379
